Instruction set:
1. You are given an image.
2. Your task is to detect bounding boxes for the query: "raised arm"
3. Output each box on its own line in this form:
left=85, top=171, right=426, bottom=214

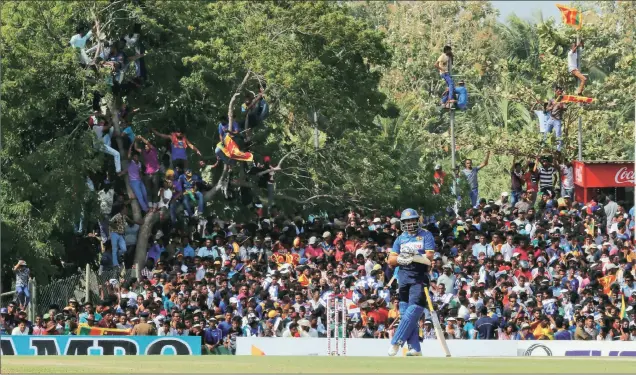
left=185, top=137, right=202, bottom=156
left=127, top=140, right=136, bottom=159
left=479, top=151, right=491, bottom=169
left=136, top=135, right=154, bottom=149
left=151, top=128, right=171, bottom=140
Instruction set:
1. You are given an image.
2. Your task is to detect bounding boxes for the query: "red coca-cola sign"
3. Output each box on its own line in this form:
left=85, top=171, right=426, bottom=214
left=615, top=167, right=635, bottom=184
left=573, top=161, right=636, bottom=188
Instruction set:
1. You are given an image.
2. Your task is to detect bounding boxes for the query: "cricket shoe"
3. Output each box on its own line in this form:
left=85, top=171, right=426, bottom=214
left=387, top=344, right=400, bottom=357
left=406, top=349, right=422, bottom=356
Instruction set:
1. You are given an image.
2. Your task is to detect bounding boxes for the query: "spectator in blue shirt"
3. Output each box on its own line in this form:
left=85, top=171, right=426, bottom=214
left=472, top=234, right=495, bottom=258
left=203, top=318, right=223, bottom=354
left=455, top=80, right=468, bottom=110
left=218, top=116, right=240, bottom=142
left=179, top=237, right=196, bottom=258
left=475, top=306, right=498, bottom=339
left=217, top=312, right=233, bottom=338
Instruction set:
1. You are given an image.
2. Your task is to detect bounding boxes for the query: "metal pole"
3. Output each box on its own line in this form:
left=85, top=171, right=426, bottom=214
left=450, top=109, right=458, bottom=215
left=577, top=34, right=583, bottom=161
left=326, top=298, right=331, bottom=355
left=341, top=298, right=347, bottom=356
left=27, top=280, right=33, bottom=321
left=85, top=263, right=90, bottom=303
left=334, top=297, right=339, bottom=355
left=31, top=278, right=37, bottom=319
left=577, top=110, right=583, bottom=161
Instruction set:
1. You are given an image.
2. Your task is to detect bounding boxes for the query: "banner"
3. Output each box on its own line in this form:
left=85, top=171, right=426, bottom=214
left=0, top=336, right=201, bottom=356
left=237, top=337, right=517, bottom=357
left=237, top=337, right=636, bottom=357
left=77, top=324, right=131, bottom=336
left=518, top=341, right=636, bottom=357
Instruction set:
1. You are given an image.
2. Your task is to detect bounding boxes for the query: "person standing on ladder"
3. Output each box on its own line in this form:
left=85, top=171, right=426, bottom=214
left=435, top=46, right=455, bottom=108
left=568, top=39, right=586, bottom=95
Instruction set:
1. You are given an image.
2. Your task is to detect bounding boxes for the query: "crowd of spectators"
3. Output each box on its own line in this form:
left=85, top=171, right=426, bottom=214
left=2, top=17, right=636, bottom=359
left=3, top=187, right=636, bottom=353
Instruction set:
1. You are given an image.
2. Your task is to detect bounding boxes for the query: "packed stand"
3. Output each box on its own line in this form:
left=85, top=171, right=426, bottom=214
left=3, top=20, right=636, bottom=356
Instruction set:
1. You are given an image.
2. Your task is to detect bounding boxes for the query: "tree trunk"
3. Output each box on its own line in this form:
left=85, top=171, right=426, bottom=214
left=106, top=97, right=143, bottom=223
left=134, top=211, right=159, bottom=270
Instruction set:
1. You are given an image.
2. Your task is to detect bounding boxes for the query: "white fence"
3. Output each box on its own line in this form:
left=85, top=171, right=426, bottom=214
left=237, top=337, right=636, bottom=357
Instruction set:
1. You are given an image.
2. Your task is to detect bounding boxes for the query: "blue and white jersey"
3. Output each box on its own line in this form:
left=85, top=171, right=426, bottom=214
left=392, top=229, right=435, bottom=284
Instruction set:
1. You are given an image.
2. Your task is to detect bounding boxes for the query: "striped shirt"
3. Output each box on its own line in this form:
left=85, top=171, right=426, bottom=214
left=538, top=167, right=556, bottom=190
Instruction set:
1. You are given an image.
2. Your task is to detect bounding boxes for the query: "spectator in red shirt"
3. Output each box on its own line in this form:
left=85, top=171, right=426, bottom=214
left=304, top=236, right=323, bottom=259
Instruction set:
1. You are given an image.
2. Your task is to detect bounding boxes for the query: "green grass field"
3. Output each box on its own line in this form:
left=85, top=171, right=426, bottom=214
left=2, top=356, right=636, bottom=374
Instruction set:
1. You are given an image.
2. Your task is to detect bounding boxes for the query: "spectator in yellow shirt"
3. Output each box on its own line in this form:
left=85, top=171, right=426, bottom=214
left=531, top=315, right=554, bottom=340
left=388, top=297, right=400, bottom=320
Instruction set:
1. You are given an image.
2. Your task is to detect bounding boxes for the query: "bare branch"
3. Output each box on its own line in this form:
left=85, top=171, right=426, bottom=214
left=228, top=71, right=252, bottom=126
left=275, top=149, right=299, bottom=170
left=203, top=167, right=230, bottom=202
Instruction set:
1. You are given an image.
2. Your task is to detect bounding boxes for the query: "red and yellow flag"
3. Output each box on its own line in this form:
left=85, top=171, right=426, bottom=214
left=217, top=134, right=253, bottom=162
left=559, top=95, right=594, bottom=104
left=556, top=4, right=582, bottom=29
left=77, top=324, right=132, bottom=336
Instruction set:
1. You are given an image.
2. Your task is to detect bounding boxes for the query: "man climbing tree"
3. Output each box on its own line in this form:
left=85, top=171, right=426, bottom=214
left=568, top=39, right=586, bottom=95
left=544, top=86, right=566, bottom=152
left=152, top=127, right=201, bottom=170
left=435, top=45, right=454, bottom=108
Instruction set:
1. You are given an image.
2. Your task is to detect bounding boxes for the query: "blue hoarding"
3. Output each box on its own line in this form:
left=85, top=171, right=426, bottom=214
left=0, top=336, right=201, bottom=355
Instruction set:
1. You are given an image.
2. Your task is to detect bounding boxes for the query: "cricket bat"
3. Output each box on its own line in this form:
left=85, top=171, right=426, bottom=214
left=423, top=287, right=451, bottom=357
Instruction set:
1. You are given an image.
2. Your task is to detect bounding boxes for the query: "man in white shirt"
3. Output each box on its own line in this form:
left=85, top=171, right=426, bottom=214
left=70, top=23, right=98, bottom=66
left=90, top=116, right=121, bottom=173
left=11, top=320, right=30, bottom=336
left=567, top=40, right=586, bottom=95
left=559, top=160, right=574, bottom=199
left=500, top=235, right=515, bottom=262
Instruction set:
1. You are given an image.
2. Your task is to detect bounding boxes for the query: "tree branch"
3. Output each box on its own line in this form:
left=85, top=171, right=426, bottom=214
left=203, top=167, right=230, bottom=202
left=228, top=71, right=252, bottom=126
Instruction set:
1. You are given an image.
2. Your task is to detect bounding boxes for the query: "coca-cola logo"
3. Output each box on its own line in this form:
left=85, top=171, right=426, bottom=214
left=614, top=167, right=635, bottom=184
left=575, top=164, right=583, bottom=184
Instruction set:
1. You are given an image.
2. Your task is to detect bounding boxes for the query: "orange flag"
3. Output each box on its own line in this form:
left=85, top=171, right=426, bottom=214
left=556, top=4, right=582, bottom=30
left=559, top=95, right=594, bottom=104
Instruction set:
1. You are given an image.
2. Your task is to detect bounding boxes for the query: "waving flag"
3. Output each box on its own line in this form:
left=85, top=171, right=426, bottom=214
left=77, top=324, right=131, bottom=336
left=559, top=95, right=594, bottom=104
left=556, top=4, right=582, bottom=29
left=216, top=134, right=253, bottom=162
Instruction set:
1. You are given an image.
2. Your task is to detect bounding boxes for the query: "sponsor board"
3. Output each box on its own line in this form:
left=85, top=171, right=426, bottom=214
left=0, top=336, right=201, bottom=356
left=238, top=338, right=636, bottom=357
left=518, top=341, right=636, bottom=357
left=237, top=338, right=517, bottom=357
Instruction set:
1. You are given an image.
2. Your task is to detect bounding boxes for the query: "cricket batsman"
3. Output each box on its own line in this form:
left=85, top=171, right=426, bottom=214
left=387, top=208, right=434, bottom=357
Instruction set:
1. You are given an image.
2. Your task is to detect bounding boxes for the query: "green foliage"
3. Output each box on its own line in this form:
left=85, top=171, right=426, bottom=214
left=2, top=0, right=636, bottom=283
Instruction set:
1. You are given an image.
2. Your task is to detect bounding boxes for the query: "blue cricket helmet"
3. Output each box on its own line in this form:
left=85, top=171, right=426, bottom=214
left=400, top=208, right=419, bottom=221
left=400, top=208, right=420, bottom=233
